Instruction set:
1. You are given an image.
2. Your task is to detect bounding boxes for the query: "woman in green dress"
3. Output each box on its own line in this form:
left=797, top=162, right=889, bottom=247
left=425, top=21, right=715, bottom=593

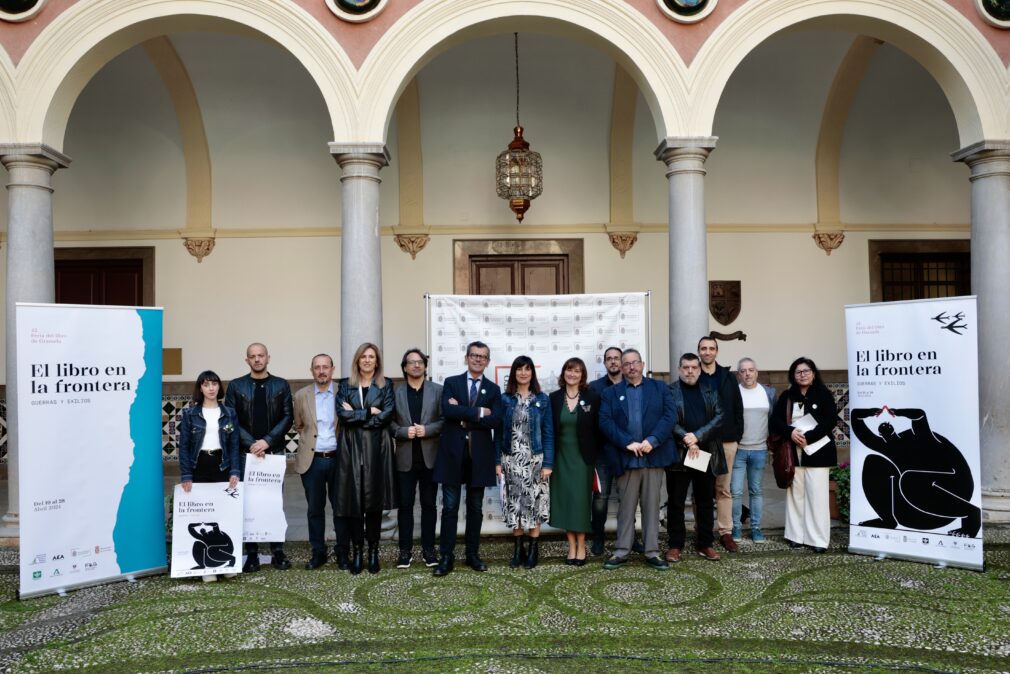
left=548, top=357, right=600, bottom=565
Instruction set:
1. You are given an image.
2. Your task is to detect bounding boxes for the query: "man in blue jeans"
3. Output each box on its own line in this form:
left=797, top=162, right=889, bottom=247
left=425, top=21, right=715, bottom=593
left=731, top=357, right=776, bottom=543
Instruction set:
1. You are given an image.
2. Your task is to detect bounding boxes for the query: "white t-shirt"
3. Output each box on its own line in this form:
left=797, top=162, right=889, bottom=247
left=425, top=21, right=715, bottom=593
left=200, top=406, right=223, bottom=451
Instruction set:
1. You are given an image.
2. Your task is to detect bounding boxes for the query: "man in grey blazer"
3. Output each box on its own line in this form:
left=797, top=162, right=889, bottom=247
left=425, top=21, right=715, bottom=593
left=292, top=353, right=348, bottom=570
left=391, top=348, right=444, bottom=568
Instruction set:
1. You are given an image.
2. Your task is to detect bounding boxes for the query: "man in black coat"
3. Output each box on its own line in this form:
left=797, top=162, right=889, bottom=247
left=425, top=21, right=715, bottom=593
left=224, top=342, right=293, bottom=572
left=432, top=341, right=502, bottom=576
left=698, top=336, right=744, bottom=553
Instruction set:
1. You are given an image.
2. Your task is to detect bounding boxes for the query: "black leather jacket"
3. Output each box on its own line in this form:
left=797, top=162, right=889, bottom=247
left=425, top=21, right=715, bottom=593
left=224, top=373, right=293, bottom=453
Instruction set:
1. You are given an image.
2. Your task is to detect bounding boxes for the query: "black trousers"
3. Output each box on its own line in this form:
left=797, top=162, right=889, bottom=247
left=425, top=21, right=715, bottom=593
left=397, top=464, right=438, bottom=552
left=666, top=468, right=716, bottom=550
left=342, top=512, right=383, bottom=547
left=193, top=450, right=229, bottom=483
left=301, top=453, right=348, bottom=556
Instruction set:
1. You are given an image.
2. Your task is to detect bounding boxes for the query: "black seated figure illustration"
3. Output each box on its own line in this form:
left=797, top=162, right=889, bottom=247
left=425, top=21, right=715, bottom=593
left=851, top=407, right=980, bottom=537
left=188, top=523, right=237, bottom=569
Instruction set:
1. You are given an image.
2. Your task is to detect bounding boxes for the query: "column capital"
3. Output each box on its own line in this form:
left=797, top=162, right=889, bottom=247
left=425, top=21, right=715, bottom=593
left=329, top=142, right=390, bottom=167
left=0, top=143, right=71, bottom=170
left=654, top=136, right=718, bottom=163
left=951, top=140, right=1010, bottom=181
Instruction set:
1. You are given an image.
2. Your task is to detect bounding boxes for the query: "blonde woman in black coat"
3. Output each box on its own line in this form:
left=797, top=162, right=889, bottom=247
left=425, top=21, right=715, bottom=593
left=336, top=342, right=398, bottom=574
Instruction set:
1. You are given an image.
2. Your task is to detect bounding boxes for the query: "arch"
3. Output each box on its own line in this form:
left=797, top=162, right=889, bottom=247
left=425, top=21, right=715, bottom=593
left=14, top=0, right=356, bottom=150
left=0, top=47, right=15, bottom=143
left=689, top=0, right=1010, bottom=147
left=355, top=0, right=689, bottom=145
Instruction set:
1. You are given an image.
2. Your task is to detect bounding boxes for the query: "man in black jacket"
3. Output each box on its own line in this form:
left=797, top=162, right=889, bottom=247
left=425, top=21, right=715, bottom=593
left=224, top=342, right=294, bottom=572
left=698, top=336, right=743, bottom=553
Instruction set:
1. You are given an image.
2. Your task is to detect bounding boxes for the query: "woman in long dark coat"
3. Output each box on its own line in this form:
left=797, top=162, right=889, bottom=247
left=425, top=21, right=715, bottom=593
left=336, top=342, right=398, bottom=574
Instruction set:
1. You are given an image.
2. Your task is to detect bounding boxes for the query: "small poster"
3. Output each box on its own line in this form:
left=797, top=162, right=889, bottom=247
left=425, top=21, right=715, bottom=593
left=171, top=483, right=243, bottom=579
left=242, top=454, right=288, bottom=543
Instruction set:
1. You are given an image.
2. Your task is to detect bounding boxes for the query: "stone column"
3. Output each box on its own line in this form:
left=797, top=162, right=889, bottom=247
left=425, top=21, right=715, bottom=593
left=655, top=137, right=717, bottom=362
left=330, top=144, right=389, bottom=376
left=953, top=140, right=1010, bottom=522
left=0, top=144, right=71, bottom=531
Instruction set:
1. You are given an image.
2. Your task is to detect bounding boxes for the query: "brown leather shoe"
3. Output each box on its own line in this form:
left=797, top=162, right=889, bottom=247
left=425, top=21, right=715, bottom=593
left=697, top=546, right=721, bottom=561
left=720, top=533, right=739, bottom=553
left=664, top=548, right=682, bottom=563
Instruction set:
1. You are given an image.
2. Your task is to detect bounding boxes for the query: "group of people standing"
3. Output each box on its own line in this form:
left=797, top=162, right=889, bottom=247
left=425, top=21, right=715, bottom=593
left=176, top=337, right=839, bottom=578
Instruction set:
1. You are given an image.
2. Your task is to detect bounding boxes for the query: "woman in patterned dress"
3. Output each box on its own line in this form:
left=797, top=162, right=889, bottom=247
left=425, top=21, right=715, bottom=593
left=495, top=355, right=555, bottom=569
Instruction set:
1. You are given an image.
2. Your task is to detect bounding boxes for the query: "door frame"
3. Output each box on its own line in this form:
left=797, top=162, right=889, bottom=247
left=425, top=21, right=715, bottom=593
left=453, top=239, right=585, bottom=294
left=55, top=246, right=156, bottom=306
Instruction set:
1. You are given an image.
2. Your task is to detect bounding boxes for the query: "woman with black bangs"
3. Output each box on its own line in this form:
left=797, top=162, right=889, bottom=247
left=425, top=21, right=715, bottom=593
left=495, top=355, right=554, bottom=569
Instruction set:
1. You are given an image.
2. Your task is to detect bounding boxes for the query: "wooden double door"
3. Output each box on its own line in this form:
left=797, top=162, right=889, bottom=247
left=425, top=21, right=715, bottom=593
left=469, top=255, right=569, bottom=295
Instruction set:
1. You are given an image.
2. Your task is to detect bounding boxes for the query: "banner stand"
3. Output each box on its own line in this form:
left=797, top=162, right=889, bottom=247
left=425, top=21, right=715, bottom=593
left=845, top=296, right=984, bottom=572
left=18, top=566, right=167, bottom=602
left=16, top=303, right=167, bottom=599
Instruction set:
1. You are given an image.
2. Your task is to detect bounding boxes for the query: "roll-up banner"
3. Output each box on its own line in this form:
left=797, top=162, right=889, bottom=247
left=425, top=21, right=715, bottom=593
left=845, top=297, right=984, bottom=570
left=17, top=303, right=167, bottom=599
left=427, top=293, right=651, bottom=389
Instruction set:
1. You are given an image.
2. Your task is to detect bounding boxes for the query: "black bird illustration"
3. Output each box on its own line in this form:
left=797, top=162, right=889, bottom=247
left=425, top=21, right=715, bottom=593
left=931, top=312, right=949, bottom=323
left=942, top=320, right=967, bottom=335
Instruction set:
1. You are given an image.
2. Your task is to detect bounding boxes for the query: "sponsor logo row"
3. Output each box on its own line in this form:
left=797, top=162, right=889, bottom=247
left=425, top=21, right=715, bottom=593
left=853, top=528, right=977, bottom=551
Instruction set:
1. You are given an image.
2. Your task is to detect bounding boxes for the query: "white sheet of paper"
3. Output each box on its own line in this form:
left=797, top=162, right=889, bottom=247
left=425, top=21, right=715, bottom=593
left=242, top=454, right=288, bottom=543
left=792, top=413, right=830, bottom=455
left=171, top=482, right=244, bottom=578
left=684, top=449, right=711, bottom=472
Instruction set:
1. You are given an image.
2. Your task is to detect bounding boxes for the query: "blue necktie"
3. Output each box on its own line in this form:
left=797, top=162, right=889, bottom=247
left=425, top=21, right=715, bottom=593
left=468, top=378, right=479, bottom=406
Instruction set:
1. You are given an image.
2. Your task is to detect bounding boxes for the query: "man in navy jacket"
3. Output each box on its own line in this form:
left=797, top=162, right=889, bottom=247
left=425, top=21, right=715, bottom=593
left=432, top=341, right=502, bottom=576
left=598, top=348, right=677, bottom=571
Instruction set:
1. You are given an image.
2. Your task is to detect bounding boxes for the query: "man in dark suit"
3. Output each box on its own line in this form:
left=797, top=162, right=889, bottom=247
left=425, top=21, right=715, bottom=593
left=598, top=348, right=677, bottom=571
left=432, top=341, right=502, bottom=576
left=391, top=348, right=444, bottom=569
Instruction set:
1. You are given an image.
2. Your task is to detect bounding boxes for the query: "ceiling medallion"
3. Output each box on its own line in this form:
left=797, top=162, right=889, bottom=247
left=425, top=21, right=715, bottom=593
left=325, top=0, right=388, bottom=24
left=0, top=0, right=46, bottom=23
left=976, top=0, right=1010, bottom=28
left=656, top=0, right=718, bottom=24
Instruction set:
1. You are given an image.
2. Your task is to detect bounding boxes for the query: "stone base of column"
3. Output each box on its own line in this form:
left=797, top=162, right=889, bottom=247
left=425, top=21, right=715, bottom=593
left=982, top=491, right=1010, bottom=523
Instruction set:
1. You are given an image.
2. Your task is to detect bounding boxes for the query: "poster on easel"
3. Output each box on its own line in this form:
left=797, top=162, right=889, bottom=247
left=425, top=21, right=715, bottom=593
left=845, top=297, right=983, bottom=570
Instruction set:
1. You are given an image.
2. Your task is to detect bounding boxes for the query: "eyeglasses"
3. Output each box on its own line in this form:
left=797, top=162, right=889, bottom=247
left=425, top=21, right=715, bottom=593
left=405, top=360, right=425, bottom=366
left=794, top=368, right=813, bottom=376
left=467, top=353, right=489, bottom=361
left=622, top=360, right=643, bottom=367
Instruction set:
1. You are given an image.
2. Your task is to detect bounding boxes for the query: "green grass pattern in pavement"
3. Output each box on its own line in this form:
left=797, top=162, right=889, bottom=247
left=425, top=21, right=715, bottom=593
left=1, top=531, right=1008, bottom=673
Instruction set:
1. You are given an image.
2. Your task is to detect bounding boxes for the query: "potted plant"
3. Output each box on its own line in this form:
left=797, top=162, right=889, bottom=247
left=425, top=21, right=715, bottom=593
left=829, top=461, right=850, bottom=522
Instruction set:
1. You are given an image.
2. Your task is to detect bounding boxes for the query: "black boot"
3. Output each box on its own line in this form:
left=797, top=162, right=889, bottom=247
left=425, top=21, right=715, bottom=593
left=350, top=545, right=364, bottom=575
left=433, top=554, right=454, bottom=577
left=524, top=537, right=540, bottom=569
left=510, top=536, right=527, bottom=568
left=368, top=544, right=380, bottom=574
left=335, top=548, right=350, bottom=570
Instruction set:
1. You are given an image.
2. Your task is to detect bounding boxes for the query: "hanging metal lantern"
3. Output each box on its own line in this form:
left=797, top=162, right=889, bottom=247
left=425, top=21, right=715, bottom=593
left=495, top=33, right=543, bottom=223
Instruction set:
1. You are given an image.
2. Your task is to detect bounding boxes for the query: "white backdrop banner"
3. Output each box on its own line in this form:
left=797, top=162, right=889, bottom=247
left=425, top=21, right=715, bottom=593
left=17, top=303, right=166, bottom=599
left=845, top=297, right=983, bottom=570
left=242, top=454, right=288, bottom=543
left=171, top=483, right=243, bottom=579
left=427, top=293, right=651, bottom=390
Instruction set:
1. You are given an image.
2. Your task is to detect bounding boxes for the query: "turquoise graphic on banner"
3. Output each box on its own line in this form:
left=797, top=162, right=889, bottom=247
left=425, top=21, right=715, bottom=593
left=112, top=309, right=167, bottom=572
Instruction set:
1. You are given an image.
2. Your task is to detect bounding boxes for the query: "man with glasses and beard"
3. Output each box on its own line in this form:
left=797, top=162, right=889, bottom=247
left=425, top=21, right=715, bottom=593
left=599, top=348, right=677, bottom=571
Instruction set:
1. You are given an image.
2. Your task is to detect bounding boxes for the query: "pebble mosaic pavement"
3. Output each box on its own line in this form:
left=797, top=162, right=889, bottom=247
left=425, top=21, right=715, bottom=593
left=0, top=527, right=1007, bottom=673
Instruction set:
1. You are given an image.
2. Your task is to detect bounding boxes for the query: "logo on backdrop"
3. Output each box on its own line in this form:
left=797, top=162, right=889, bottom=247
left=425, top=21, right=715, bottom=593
left=188, top=523, right=236, bottom=570
left=930, top=311, right=968, bottom=335
left=851, top=406, right=980, bottom=538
